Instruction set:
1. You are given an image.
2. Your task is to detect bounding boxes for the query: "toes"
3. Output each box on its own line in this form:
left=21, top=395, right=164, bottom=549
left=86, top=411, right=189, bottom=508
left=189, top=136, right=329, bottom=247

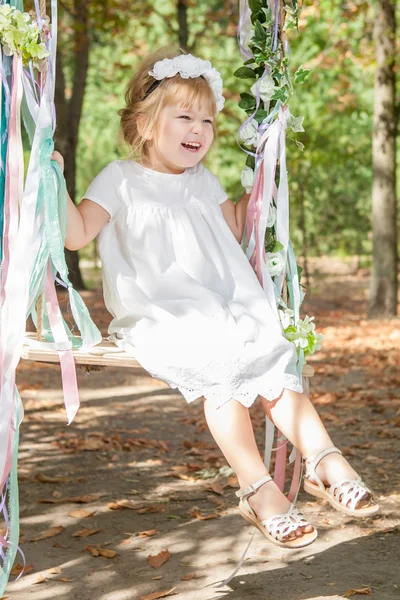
left=283, top=524, right=314, bottom=542
left=295, top=528, right=303, bottom=537
left=283, top=529, right=298, bottom=541
left=346, top=493, right=374, bottom=510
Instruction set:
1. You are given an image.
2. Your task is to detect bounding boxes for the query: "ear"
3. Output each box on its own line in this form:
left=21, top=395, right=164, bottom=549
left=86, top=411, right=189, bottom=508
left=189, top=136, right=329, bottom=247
left=137, top=115, right=153, bottom=142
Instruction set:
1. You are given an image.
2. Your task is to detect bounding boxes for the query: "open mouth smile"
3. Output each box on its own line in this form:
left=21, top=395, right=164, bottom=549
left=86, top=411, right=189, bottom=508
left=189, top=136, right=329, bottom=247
left=181, top=141, right=202, bottom=153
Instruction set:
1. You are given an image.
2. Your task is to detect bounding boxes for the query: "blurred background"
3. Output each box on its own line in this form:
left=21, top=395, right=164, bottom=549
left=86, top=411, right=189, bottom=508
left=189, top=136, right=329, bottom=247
left=36, top=0, right=399, bottom=318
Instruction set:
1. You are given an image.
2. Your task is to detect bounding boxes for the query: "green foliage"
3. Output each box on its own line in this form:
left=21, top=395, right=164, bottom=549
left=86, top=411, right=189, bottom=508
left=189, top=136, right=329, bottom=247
left=233, top=66, right=257, bottom=79
left=293, top=65, right=311, bottom=84
left=64, top=0, right=388, bottom=263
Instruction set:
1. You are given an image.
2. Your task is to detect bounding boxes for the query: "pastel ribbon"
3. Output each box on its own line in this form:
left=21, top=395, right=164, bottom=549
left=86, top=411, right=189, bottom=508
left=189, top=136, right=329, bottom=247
left=219, top=2, right=311, bottom=588
left=0, top=1, right=101, bottom=592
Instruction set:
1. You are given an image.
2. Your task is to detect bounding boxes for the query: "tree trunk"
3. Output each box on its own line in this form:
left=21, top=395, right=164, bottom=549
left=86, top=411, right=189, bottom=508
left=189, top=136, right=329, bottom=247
left=54, top=2, right=90, bottom=290
left=177, top=0, right=189, bottom=51
left=369, top=0, right=398, bottom=318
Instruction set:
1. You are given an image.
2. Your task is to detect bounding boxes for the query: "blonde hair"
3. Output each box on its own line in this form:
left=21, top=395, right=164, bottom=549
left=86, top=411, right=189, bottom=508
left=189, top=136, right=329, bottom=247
left=118, top=46, right=217, bottom=161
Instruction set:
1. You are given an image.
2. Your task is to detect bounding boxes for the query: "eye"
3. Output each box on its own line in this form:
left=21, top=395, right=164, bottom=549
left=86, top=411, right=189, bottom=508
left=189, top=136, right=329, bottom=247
left=204, top=119, right=213, bottom=124
left=178, top=115, right=191, bottom=120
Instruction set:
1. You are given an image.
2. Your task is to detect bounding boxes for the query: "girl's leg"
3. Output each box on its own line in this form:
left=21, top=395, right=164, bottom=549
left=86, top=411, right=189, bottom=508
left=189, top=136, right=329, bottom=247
left=259, top=389, right=359, bottom=487
left=203, top=397, right=313, bottom=538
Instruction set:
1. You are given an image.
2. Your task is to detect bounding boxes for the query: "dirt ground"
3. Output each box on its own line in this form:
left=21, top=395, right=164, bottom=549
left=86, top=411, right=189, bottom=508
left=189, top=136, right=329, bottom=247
left=3, top=257, right=400, bottom=600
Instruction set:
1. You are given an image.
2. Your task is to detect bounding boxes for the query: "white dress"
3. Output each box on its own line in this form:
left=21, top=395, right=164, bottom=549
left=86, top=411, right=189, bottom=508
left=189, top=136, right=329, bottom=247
left=83, top=159, right=303, bottom=408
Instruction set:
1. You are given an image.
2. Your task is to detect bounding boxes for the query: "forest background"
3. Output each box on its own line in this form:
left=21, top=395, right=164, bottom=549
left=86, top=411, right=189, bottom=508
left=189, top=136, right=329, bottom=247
left=47, top=0, right=399, bottom=312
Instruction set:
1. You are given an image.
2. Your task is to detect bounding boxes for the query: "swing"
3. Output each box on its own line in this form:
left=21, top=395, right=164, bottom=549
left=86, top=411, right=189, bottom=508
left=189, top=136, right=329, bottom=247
left=1, top=0, right=318, bottom=593
left=21, top=333, right=315, bottom=373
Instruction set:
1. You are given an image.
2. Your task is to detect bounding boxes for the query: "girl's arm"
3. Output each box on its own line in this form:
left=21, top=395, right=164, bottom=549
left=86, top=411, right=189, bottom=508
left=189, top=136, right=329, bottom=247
left=220, top=191, right=251, bottom=243
left=52, top=152, right=110, bottom=251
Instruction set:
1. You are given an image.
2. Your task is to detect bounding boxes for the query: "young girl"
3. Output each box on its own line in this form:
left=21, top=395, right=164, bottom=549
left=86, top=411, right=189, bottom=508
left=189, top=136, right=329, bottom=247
left=52, top=47, right=378, bottom=548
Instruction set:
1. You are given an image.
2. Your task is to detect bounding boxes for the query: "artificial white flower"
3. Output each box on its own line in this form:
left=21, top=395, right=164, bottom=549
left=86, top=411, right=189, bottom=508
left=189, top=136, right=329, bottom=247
left=148, top=55, right=225, bottom=115
left=278, top=308, right=294, bottom=329
left=265, top=252, right=285, bottom=277
left=250, top=74, right=275, bottom=102
left=176, top=54, right=211, bottom=78
left=240, top=167, right=254, bottom=193
left=239, top=119, right=259, bottom=146
left=149, top=57, right=177, bottom=79
left=267, top=205, right=277, bottom=228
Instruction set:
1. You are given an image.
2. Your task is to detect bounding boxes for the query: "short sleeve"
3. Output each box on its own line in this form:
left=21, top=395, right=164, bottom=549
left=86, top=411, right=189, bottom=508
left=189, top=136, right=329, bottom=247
left=203, top=167, right=229, bottom=205
left=81, top=161, right=122, bottom=220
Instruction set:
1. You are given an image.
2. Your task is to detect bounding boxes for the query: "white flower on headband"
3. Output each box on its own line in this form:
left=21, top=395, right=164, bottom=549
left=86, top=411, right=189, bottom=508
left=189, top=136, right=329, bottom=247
left=148, top=54, right=225, bottom=115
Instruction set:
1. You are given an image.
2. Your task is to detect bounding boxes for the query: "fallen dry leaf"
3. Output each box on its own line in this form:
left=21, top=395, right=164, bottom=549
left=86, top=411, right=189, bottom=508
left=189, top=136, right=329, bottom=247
left=181, top=572, right=200, bottom=581
left=68, top=509, right=96, bottom=519
left=190, top=510, right=219, bottom=521
left=84, top=545, right=117, bottom=559
left=31, top=526, right=65, bottom=542
left=85, top=545, right=99, bottom=557
left=10, top=563, right=33, bottom=576
left=56, top=577, right=74, bottom=582
left=136, top=506, right=164, bottom=514
left=138, top=587, right=177, bottom=600
left=35, top=473, right=68, bottom=484
left=147, top=550, right=171, bottom=569
left=344, top=588, right=372, bottom=597
left=33, top=574, right=48, bottom=584
left=226, top=476, right=238, bottom=488
left=37, top=494, right=103, bottom=504
left=97, top=548, right=117, bottom=559
left=72, top=528, right=102, bottom=538
left=47, top=567, right=62, bottom=574
left=139, top=529, right=158, bottom=538
left=205, top=482, right=224, bottom=496
left=107, top=499, right=139, bottom=510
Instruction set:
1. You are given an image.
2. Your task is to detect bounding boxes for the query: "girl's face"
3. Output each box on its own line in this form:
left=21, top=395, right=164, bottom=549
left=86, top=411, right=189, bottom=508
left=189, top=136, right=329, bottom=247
left=144, top=102, right=215, bottom=174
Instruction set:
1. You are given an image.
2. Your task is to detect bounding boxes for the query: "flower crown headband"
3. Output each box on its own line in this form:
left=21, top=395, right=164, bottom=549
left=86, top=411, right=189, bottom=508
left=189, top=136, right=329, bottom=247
left=146, top=54, right=225, bottom=115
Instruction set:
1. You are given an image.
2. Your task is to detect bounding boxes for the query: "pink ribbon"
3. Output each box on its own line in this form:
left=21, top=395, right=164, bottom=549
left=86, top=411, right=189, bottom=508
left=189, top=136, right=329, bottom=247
left=288, top=448, right=302, bottom=503
left=44, top=262, right=79, bottom=424
left=0, top=56, right=23, bottom=493
left=273, top=431, right=287, bottom=491
left=1, top=56, right=23, bottom=309
left=246, top=165, right=264, bottom=276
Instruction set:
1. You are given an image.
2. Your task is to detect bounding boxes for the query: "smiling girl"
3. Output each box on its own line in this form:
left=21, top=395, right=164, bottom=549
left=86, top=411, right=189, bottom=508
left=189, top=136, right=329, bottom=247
left=52, top=47, right=378, bottom=550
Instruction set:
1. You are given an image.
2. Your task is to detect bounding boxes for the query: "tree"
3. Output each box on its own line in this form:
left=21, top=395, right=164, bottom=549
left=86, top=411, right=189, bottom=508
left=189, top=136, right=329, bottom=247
left=55, top=1, right=90, bottom=289
left=54, top=0, right=129, bottom=289
left=369, top=0, right=398, bottom=317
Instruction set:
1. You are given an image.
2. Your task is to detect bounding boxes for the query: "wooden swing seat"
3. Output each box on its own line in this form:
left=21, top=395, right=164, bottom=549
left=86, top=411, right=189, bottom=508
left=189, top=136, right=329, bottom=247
left=21, top=332, right=145, bottom=369
left=21, top=331, right=315, bottom=377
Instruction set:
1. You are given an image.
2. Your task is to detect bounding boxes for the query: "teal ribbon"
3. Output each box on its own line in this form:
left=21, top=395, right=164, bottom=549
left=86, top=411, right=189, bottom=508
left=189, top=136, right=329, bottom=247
left=0, top=57, right=10, bottom=263
left=0, top=392, right=21, bottom=594
left=28, top=127, right=102, bottom=349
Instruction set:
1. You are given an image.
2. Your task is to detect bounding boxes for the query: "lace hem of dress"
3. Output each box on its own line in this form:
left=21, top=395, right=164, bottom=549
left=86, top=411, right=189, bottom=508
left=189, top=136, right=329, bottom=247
left=175, top=373, right=304, bottom=409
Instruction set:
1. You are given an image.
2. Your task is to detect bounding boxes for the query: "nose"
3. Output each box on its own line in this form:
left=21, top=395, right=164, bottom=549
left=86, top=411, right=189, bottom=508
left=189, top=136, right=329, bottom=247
left=191, top=120, right=204, bottom=135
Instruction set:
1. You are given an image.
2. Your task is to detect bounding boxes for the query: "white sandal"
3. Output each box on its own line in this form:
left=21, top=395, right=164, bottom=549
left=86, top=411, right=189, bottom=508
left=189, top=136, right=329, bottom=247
left=304, top=447, right=380, bottom=517
left=236, top=474, right=318, bottom=549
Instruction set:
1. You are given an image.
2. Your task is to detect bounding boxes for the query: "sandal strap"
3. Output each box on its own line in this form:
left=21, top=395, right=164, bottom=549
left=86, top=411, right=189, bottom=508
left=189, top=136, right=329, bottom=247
left=260, top=504, right=311, bottom=543
left=330, top=477, right=372, bottom=511
left=305, top=447, right=342, bottom=489
left=235, top=474, right=272, bottom=499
